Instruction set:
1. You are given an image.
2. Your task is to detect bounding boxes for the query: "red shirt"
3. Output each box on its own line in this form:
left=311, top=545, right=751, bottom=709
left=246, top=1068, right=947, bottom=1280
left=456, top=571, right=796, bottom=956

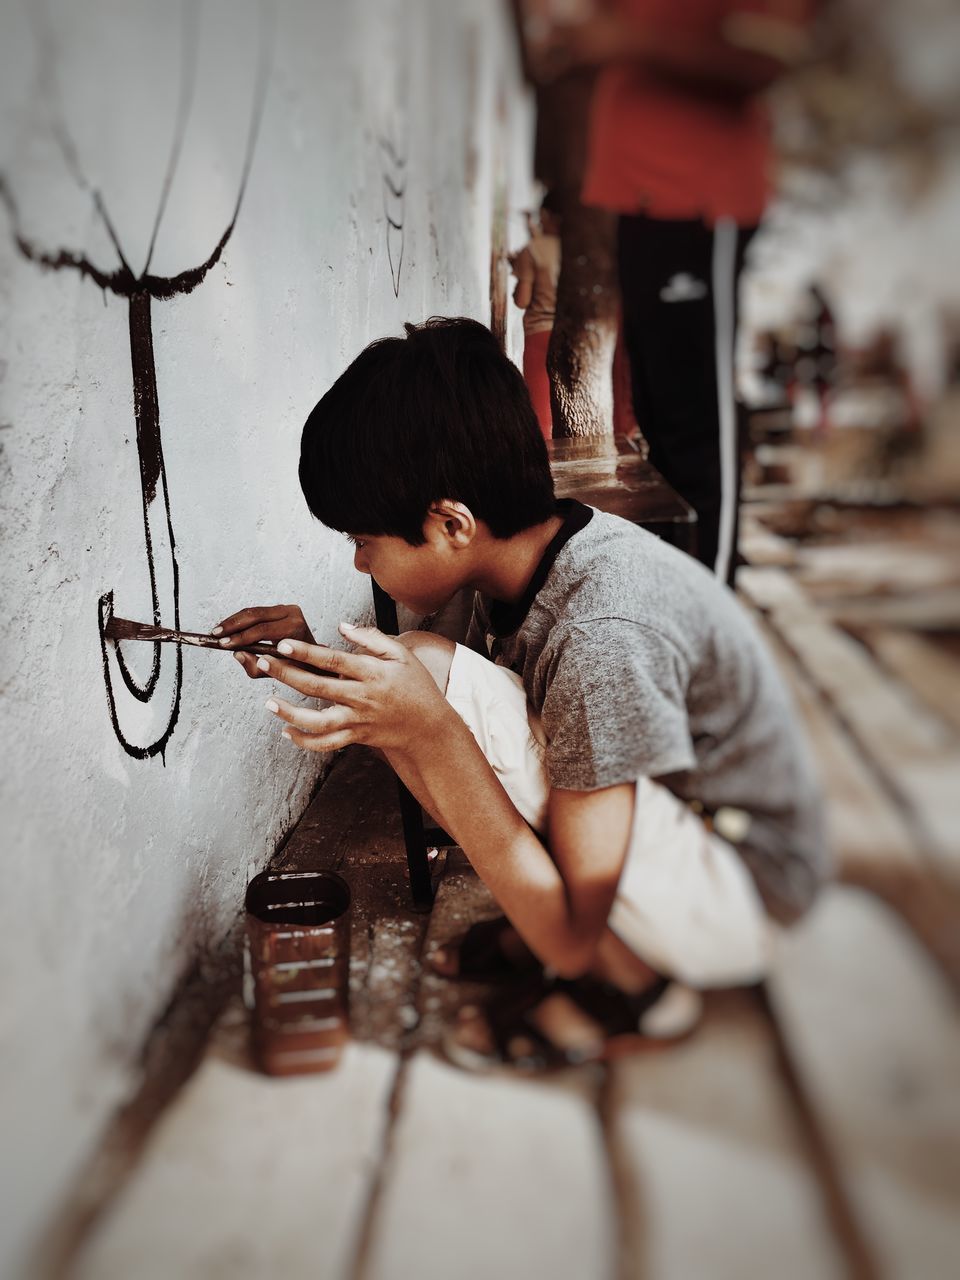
left=582, top=0, right=808, bottom=226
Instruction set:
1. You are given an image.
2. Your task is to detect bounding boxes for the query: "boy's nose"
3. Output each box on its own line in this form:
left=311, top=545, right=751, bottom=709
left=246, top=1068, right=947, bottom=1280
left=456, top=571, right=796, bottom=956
left=353, top=546, right=370, bottom=574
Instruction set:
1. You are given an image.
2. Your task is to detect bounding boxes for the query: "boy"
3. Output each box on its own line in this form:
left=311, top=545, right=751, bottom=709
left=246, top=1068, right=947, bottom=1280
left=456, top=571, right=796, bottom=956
left=217, top=317, right=828, bottom=1070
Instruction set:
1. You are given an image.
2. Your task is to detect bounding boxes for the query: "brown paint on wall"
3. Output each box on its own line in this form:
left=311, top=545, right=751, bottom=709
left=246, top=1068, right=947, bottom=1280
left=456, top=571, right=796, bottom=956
left=0, top=5, right=272, bottom=760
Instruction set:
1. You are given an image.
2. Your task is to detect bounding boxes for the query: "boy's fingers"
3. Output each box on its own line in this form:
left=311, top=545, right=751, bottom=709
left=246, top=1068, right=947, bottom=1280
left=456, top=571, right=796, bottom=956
left=255, top=653, right=366, bottom=703
left=266, top=698, right=355, bottom=736
left=338, top=622, right=408, bottom=661
left=280, top=725, right=355, bottom=754
left=218, top=623, right=286, bottom=649
left=269, top=638, right=375, bottom=682
left=233, top=652, right=265, bottom=679
left=215, top=605, right=289, bottom=634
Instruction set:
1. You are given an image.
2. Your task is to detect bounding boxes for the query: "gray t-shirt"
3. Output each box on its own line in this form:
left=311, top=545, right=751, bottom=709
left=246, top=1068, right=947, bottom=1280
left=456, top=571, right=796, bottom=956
left=468, top=502, right=829, bottom=922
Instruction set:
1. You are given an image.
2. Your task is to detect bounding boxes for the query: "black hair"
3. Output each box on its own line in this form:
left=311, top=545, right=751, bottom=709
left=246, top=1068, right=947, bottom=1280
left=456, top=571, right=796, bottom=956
left=299, top=316, right=555, bottom=544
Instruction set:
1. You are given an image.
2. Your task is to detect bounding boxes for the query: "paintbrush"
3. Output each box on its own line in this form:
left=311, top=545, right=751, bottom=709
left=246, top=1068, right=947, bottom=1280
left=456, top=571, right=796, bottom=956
left=104, top=616, right=280, bottom=655
left=103, top=617, right=336, bottom=676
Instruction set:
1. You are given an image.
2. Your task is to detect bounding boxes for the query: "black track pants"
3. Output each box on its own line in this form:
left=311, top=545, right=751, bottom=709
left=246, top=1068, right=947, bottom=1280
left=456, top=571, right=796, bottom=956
left=618, top=214, right=755, bottom=584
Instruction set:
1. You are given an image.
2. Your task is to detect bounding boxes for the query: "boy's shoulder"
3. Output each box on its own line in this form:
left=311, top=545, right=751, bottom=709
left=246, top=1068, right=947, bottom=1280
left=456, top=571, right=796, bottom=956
left=537, top=507, right=731, bottom=638
left=472, top=503, right=756, bottom=674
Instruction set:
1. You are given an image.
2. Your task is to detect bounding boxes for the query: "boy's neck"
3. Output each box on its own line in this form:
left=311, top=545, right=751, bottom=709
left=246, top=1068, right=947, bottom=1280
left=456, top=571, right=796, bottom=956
left=470, top=514, right=566, bottom=604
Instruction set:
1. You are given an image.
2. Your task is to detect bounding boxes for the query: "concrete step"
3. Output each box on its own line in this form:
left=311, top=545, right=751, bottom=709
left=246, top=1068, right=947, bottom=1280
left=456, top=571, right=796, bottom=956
left=769, top=888, right=960, bottom=1280
left=361, top=1053, right=616, bottom=1280
left=741, top=567, right=960, bottom=888
left=73, top=1002, right=397, bottom=1280
left=606, top=989, right=847, bottom=1280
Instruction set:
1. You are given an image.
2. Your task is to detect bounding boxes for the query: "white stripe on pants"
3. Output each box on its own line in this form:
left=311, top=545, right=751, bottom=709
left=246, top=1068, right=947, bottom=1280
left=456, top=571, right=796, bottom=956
left=712, top=216, right=738, bottom=584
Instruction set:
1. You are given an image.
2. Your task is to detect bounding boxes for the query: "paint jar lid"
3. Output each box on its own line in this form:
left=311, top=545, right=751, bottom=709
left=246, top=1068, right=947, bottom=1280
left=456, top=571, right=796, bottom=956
left=245, top=869, right=351, bottom=928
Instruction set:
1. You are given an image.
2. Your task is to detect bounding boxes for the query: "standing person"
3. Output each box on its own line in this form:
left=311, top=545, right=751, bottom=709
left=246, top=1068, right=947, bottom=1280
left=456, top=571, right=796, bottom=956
left=510, top=198, right=563, bottom=440
left=540, top=1, right=813, bottom=583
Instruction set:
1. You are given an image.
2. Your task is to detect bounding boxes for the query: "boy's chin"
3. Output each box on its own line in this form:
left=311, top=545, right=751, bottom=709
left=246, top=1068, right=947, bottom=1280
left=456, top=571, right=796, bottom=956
left=370, top=576, right=456, bottom=619
left=399, top=591, right=455, bottom=618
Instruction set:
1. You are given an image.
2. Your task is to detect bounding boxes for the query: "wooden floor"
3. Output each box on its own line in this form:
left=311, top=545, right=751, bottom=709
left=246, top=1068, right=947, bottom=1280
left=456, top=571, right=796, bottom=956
left=63, top=488, right=960, bottom=1280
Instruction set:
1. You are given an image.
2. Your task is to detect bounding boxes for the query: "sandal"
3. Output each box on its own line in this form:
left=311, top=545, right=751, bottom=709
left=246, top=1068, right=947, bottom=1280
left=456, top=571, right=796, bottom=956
left=442, top=971, right=703, bottom=1074
left=428, top=915, right=542, bottom=983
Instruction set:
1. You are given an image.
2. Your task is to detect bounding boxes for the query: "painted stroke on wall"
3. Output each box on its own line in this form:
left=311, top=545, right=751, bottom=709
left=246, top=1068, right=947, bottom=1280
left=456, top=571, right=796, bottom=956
left=380, top=132, right=406, bottom=298
left=0, top=5, right=271, bottom=761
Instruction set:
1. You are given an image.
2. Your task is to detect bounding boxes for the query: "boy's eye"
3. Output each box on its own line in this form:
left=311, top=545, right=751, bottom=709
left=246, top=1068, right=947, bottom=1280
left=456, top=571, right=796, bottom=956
left=345, top=534, right=366, bottom=548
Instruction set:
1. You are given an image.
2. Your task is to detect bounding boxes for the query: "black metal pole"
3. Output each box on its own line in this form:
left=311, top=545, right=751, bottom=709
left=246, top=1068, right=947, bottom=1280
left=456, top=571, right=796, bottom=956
left=371, top=581, right=435, bottom=910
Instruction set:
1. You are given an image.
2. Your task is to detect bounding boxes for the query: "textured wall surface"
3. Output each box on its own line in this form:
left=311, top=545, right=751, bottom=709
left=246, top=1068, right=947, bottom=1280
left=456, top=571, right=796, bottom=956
left=0, top=1, right=531, bottom=1271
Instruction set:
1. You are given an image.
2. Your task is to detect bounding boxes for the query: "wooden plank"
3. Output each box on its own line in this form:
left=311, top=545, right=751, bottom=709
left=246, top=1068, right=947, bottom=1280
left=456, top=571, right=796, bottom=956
left=605, top=991, right=847, bottom=1280
left=387, top=865, right=844, bottom=1280
left=825, top=589, right=960, bottom=633
left=73, top=999, right=398, bottom=1280
left=362, top=1052, right=617, bottom=1280
left=355, top=863, right=616, bottom=1280
left=756, top=618, right=960, bottom=986
left=756, top=619, right=917, bottom=880
left=858, top=629, right=960, bottom=738
left=740, top=568, right=960, bottom=884
left=740, top=512, right=798, bottom=568
left=758, top=568, right=958, bottom=790
left=768, top=888, right=960, bottom=1279
left=794, top=542, right=960, bottom=599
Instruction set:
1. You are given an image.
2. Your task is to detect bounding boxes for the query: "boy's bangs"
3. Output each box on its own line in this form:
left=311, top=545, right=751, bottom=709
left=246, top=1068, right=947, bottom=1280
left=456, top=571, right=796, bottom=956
left=299, top=384, right=427, bottom=543
left=299, top=318, right=555, bottom=546
left=302, top=467, right=424, bottom=543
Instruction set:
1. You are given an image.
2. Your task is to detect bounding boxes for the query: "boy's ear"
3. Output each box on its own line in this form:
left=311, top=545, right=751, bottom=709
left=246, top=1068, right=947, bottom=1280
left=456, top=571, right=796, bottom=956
left=426, top=500, right=477, bottom=549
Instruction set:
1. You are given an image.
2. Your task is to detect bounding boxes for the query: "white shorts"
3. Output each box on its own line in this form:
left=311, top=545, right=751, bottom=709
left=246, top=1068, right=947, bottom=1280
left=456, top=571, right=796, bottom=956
left=445, top=643, right=776, bottom=988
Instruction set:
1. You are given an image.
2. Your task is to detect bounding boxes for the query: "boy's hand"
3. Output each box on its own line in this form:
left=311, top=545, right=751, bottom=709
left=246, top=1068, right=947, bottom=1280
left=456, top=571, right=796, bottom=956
left=213, top=604, right=315, bottom=679
left=257, top=623, right=450, bottom=753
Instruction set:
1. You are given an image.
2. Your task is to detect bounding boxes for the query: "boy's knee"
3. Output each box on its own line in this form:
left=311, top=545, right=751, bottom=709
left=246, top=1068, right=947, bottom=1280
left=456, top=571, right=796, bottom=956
left=398, top=631, right=455, bottom=693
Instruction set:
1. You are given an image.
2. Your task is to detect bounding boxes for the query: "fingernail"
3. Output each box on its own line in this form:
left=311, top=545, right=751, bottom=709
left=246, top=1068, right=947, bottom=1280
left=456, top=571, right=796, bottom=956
left=277, top=641, right=293, bottom=655
left=211, top=626, right=223, bottom=636
left=233, top=653, right=244, bottom=664
left=281, top=729, right=292, bottom=740
left=265, top=699, right=279, bottom=713
left=257, top=657, right=270, bottom=672
left=340, top=621, right=357, bottom=631
left=219, top=637, right=231, bottom=646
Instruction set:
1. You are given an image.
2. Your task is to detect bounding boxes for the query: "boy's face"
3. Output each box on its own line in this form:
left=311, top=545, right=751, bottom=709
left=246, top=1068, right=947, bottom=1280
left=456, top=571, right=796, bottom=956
left=346, top=529, right=463, bottom=615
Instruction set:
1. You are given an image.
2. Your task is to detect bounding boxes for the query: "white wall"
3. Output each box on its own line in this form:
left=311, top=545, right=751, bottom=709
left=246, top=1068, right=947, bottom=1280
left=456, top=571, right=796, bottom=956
left=0, top=2, right=533, bottom=1273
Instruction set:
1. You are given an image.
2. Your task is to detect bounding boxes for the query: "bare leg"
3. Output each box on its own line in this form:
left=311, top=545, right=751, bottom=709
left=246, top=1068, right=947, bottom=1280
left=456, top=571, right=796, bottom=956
left=591, top=929, right=660, bottom=994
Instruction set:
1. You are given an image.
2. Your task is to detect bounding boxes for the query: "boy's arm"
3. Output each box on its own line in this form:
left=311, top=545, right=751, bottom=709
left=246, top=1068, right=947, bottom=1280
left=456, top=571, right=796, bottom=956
left=258, top=628, right=631, bottom=978
left=387, top=739, right=632, bottom=978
